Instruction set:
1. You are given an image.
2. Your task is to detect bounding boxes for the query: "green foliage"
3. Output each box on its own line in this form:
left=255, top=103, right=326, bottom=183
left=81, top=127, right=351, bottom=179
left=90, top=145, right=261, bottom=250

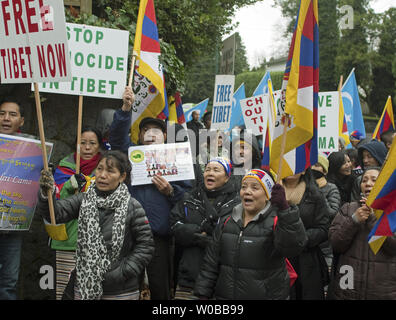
left=65, top=1, right=260, bottom=97
left=336, top=0, right=371, bottom=99
left=368, top=8, right=396, bottom=116
left=235, top=71, right=283, bottom=97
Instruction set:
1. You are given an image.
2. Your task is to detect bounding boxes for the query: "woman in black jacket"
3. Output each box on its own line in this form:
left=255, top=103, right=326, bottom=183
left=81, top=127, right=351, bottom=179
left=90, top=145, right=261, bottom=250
left=37, top=150, right=154, bottom=300
left=282, top=169, right=330, bottom=300
left=170, top=157, right=239, bottom=299
left=194, top=169, right=307, bottom=300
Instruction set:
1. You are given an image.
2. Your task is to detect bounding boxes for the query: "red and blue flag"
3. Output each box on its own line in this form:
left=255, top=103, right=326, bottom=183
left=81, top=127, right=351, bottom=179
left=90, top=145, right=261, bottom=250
left=372, top=96, right=395, bottom=141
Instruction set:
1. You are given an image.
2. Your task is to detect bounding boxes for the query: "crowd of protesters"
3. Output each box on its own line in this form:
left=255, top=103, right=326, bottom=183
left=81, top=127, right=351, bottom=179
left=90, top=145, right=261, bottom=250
left=0, top=87, right=395, bottom=300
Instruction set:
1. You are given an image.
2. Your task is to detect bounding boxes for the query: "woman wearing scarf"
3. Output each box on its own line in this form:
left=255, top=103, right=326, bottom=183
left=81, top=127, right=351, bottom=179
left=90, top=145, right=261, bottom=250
left=281, top=169, right=330, bottom=300
left=170, top=157, right=240, bottom=299
left=194, top=169, right=307, bottom=300
left=38, top=150, right=154, bottom=300
left=327, top=151, right=356, bottom=206
left=50, top=127, right=103, bottom=300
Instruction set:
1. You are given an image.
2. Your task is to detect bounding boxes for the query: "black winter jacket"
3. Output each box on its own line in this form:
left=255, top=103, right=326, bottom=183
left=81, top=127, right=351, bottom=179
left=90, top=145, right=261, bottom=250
left=288, top=178, right=330, bottom=300
left=170, top=179, right=240, bottom=289
left=194, top=203, right=307, bottom=300
left=37, top=190, right=154, bottom=296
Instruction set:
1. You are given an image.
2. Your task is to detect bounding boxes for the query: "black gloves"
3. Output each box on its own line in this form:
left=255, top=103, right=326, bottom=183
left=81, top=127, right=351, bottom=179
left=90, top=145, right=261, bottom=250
left=39, top=169, right=55, bottom=195
left=71, top=173, right=86, bottom=191
left=270, top=184, right=289, bottom=211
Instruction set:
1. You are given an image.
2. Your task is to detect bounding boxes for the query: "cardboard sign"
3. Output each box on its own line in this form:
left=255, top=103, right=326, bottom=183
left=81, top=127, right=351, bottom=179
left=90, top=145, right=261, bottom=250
left=0, top=0, right=72, bottom=83
left=211, top=75, right=235, bottom=130
left=240, top=94, right=269, bottom=136
left=36, top=23, right=129, bottom=98
left=272, top=90, right=339, bottom=153
left=0, top=134, right=53, bottom=231
left=317, top=91, right=339, bottom=152
left=128, top=142, right=195, bottom=186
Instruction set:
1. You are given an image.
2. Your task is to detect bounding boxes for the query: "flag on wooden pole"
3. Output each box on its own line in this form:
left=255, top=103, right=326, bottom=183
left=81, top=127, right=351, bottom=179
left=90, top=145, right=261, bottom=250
left=131, top=0, right=168, bottom=143
left=270, top=0, right=319, bottom=179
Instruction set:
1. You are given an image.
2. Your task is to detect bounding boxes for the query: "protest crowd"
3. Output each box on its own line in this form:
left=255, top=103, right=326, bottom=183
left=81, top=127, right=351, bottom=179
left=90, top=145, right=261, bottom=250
left=1, top=0, right=396, bottom=302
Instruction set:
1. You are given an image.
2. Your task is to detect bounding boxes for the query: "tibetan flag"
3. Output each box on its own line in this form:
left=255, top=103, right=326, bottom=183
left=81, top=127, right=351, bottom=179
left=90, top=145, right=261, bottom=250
left=253, top=71, right=271, bottom=96
left=366, top=139, right=396, bottom=254
left=338, top=86, right=350, bottom=147
left=131, top=0, right=168, bottom=143
left=270, top=0, right=319, bottom=179
left=261, top=79, right=277, bottom=171
left=228, top=83, right=246, bottom=131
left=372, top=96, right=395, bottom=141
left=168, top=92, right=186, bottom=128
left=341, top=68, right=366, bottom=137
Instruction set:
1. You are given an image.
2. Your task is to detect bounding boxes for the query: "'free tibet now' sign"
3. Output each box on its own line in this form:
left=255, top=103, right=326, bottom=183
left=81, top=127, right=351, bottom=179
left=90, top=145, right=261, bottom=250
left=35, top=23, right=129, bottom=98
left=0, top=0, right=72, bottom=83
left=211, top=74, right=235, bottom=131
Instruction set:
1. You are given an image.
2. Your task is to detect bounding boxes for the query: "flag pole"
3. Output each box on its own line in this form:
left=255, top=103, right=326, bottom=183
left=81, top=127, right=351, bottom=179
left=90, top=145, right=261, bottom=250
left=33, top=83, right=56, bottom=226
left=276, top=114, right=289, bottom=183
left=75, top=95, right=83, bottom=175
left=341, top=67, right=355, bottom=90
left=128, top=51, right=138, bottom=88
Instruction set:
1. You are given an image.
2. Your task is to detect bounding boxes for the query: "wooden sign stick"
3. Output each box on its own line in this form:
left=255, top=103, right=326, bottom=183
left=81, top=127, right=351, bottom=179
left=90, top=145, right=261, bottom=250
left=127, top=51, right=138, bottom=88
left=33, top=83, right=56, bottom=225
left=75, top=95, right=83, bottom=175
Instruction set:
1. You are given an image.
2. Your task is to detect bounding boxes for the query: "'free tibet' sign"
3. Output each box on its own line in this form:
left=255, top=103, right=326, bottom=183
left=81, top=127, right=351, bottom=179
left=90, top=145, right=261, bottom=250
left=35, top=23, right=129, bottom=98
left=0, top=0, right=72, bottom=83
left=211, top=74, right=235, bottom=131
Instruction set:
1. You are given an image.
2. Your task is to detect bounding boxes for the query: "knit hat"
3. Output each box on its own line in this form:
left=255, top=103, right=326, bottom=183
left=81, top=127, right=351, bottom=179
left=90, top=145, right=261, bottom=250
left=350, top=130, right=364, bottom=141
left=207, top=157, right=232, bottom=177
left=317, top=154, right=329, bottom=174
left=242, top=169, right=275, bottom=199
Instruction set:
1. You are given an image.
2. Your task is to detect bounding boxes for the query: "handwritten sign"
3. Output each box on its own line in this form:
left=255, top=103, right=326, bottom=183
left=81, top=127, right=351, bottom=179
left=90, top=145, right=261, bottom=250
left=211, top=75, right=235, bottom=130
left=36, top=23, right=129, bottom=98
left=0, top=0, right=72, bottom=83
left=240, top=94, right=269, bottom=136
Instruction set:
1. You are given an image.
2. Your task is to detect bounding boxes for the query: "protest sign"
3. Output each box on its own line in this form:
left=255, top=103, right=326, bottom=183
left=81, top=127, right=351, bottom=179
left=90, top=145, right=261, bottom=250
left=317, top=91, right=339, bottom=152
left=0, top=134, right=53, bottom=231
left=36, top=23, right=129, bottom=98
left=240, top=94, right=269, bottom=136
left=0, top=0, right=72, bottom=83
left=128, top=142, right=195, bottom=186
left=211, top=75, right=235, bottom=130
left=272, top=90, right=339, bottom=153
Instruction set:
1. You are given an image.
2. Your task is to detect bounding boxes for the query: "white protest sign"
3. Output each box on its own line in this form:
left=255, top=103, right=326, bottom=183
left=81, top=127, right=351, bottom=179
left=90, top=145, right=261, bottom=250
left=272, top=90, right=339, bottom=153
left=211, top=75, right=235, bottom=130
left=240, top=94, right=269, bottom=136
left=128, top=142, right=195, bottom=186
left=36, top=23, right=129, bottom=98
left=0, top=0, right=72, bottom=83
left=317, top=91, right=339, bottom=152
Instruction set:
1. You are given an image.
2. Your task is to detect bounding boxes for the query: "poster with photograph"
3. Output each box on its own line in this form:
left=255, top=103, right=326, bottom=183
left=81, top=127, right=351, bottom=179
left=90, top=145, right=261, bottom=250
left=128, top=142, right=195, bottom=186
left=0, top=134, right=53, bottom=231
